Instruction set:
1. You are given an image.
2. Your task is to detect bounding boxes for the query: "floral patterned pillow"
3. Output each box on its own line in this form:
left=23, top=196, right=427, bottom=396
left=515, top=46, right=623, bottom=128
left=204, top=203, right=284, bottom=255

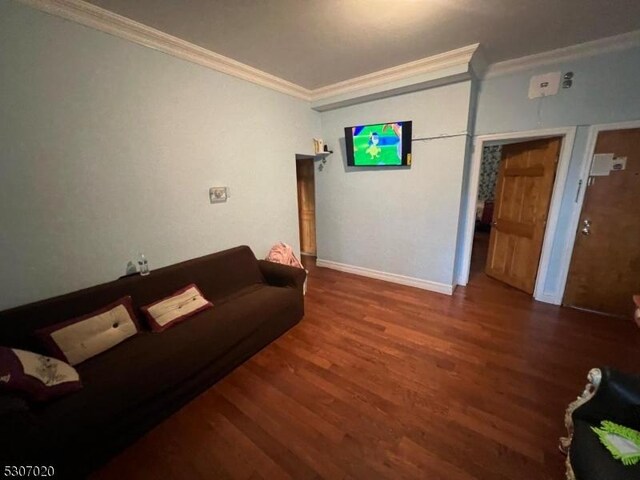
left=0, top=347, right=82, bottom=402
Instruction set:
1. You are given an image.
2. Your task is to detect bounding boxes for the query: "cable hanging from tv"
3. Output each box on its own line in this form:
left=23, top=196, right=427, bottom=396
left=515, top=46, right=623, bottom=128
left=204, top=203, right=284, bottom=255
left=412, top=131, right=470, bottom=142
left=343, top=122, right=469, bottom=168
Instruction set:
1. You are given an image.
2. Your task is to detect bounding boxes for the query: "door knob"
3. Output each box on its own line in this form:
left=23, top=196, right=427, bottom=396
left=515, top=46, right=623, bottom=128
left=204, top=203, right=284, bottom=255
left=581, top=226, right=591, bottom=236
left=583, top=219, right=591, bottom=227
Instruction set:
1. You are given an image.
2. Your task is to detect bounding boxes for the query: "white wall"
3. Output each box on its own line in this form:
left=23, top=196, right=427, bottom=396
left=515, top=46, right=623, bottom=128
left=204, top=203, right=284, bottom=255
left=473, top=46, right=640, bottom=301
left=317, top=82, right=473, bottom=289
left=0, top=0, right=320, bottom=310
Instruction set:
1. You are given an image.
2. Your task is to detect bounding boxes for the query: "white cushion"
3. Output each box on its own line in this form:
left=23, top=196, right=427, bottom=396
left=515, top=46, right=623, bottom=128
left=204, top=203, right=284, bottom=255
left=142, top=284, right=213, bottom=332
left=37, top=297, right=140, bottom=366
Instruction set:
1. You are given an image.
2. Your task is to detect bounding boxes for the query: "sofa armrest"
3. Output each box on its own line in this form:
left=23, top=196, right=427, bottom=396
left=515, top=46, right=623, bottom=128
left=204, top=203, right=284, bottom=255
left=258, top=260, right=306, bottom=292
left=573, top=367, right=640, bottom=429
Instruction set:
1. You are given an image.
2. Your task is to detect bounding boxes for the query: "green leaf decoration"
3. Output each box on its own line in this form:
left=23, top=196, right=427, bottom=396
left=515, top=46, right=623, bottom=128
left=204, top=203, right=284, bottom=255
left=592, top=420, right=640, bottom=466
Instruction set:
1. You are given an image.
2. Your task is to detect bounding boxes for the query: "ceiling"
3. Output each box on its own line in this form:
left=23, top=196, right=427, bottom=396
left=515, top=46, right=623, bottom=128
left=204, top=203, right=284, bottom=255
left=86, top=0, right=640, bottom=89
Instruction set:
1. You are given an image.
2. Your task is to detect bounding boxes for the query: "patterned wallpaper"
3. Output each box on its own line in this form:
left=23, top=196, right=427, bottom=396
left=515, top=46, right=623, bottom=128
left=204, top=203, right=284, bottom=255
left=478, top=145, right=502, bottom=201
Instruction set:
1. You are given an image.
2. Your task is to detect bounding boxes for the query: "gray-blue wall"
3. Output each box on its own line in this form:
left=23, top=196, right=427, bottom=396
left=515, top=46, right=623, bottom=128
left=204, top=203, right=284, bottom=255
left=0, top=0, right=320, bottom=309
left=475, top=46, right=640, bottom=299
left=316, top=45, right=640, bottom=300
left=2, top=0, right=639, bottom=309
left=317, top=82, right=473, bottom=289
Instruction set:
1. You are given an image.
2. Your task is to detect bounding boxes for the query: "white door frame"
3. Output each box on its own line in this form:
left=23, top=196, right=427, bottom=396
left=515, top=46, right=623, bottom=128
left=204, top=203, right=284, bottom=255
left=554, top=119, right=640, bottom=305
left=457, top=127, right=577, bottom=303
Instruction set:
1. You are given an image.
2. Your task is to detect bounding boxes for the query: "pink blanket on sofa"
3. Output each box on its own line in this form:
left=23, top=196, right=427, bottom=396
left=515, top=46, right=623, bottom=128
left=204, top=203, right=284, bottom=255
left=265, top=242, right=303, bottom=269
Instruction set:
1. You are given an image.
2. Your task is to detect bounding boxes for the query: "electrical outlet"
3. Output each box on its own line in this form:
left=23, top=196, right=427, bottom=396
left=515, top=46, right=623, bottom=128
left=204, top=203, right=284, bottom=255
left=209, top=187, right=228, bottom=203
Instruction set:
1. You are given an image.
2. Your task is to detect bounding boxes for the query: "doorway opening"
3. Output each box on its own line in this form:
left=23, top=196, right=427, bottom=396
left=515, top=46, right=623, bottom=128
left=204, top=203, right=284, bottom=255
left=470, top=137, right=563, bottom=294
left=562, top=123, right=640, bottom=318
left=459, top=127, right=577, bottom=301
left=295, top=155, right=317, bottom=270
left=469, top=144, right=501, bottom=285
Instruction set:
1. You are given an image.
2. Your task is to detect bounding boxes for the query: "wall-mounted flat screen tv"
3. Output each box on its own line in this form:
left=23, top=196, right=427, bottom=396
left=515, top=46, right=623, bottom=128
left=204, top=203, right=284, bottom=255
left=344, top=121, right=412, bottom=167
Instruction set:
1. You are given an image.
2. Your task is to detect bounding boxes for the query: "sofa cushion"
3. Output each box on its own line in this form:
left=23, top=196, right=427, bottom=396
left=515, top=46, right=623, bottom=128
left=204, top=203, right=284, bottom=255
left=0, top=347, right=81, bottom=402
left=141, top=284, right=213, bottom=332
left=35, top=284, right=297, bottom=437
left=36, top=297, right=140, bottom=365
left=571, top=419, right=640, bottom=479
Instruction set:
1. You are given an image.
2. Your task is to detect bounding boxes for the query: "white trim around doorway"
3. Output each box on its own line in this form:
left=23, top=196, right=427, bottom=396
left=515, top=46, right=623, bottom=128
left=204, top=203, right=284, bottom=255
left=456, top=127, right=577, bottom=304
left=554, top=119, right=640, bottom=306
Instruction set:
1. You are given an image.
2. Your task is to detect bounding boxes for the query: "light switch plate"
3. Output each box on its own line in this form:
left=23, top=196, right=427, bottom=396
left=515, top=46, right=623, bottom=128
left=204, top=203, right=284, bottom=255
left=590, top=154, right=614, bottom=176
left=209, top=187, right=228, bottom=203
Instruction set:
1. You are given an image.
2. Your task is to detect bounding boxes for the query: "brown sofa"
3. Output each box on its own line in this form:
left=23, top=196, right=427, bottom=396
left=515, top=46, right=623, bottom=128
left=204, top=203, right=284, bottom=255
left=0, top=246, right=306, bottom=477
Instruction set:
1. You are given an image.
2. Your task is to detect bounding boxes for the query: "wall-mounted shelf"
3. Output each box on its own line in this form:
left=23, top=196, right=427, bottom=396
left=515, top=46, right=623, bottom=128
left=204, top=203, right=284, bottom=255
left=314, top=150, right=333, bottom=158
left=314, top=150, right=332, bottom=171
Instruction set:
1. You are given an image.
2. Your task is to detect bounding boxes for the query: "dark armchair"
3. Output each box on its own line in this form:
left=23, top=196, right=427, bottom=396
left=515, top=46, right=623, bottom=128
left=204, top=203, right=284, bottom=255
left=560, top=368, right=640, bottom=480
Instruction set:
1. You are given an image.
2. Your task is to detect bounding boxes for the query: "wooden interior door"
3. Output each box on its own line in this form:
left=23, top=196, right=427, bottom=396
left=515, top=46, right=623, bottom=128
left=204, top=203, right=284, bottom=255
left=563, top=128, right=640, bottom=317
left=485, top=137, right=561, bottom=294
left=296, top=158, right=316, bottom=255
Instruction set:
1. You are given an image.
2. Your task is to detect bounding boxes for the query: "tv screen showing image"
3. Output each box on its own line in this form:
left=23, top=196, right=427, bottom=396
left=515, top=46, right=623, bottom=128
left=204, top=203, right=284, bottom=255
left=344, top=121, right=412, bottom=167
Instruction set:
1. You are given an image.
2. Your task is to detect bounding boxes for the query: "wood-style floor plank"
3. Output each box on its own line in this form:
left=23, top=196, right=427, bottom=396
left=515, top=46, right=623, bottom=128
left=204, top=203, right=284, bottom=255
left=93, top=240, right=640, bottom=479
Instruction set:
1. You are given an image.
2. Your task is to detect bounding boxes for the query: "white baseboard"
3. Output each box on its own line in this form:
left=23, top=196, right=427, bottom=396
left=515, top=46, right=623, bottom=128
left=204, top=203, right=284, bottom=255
left=316, top=259, right=454, bottom=296
left=455, top=273, right=468, bottom=287
left=533, top=291, right=562, bottom=306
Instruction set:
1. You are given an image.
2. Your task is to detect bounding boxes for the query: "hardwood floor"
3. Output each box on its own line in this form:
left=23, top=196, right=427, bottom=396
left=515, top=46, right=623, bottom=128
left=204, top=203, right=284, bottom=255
left=93, top=249, right=640, bottom=480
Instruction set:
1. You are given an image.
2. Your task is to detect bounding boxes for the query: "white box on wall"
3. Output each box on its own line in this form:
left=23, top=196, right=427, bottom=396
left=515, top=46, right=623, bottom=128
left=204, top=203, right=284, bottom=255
left=528, top=72, right=561, bottom=99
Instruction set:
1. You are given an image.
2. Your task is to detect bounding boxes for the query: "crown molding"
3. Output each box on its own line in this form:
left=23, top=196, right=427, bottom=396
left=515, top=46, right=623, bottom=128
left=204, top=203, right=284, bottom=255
left=18, top=0, right=480, bottom=104
left=484, top=30, right=640, bottom=79
left=310, top=71, right=471, bottom=112
left=18, top=0, right=312, bottom=100
left=21, top=0, right=638, bottom=105
left=469, top=44, right=488, bottom=79
left=310, top=44, right=479, bottom=102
